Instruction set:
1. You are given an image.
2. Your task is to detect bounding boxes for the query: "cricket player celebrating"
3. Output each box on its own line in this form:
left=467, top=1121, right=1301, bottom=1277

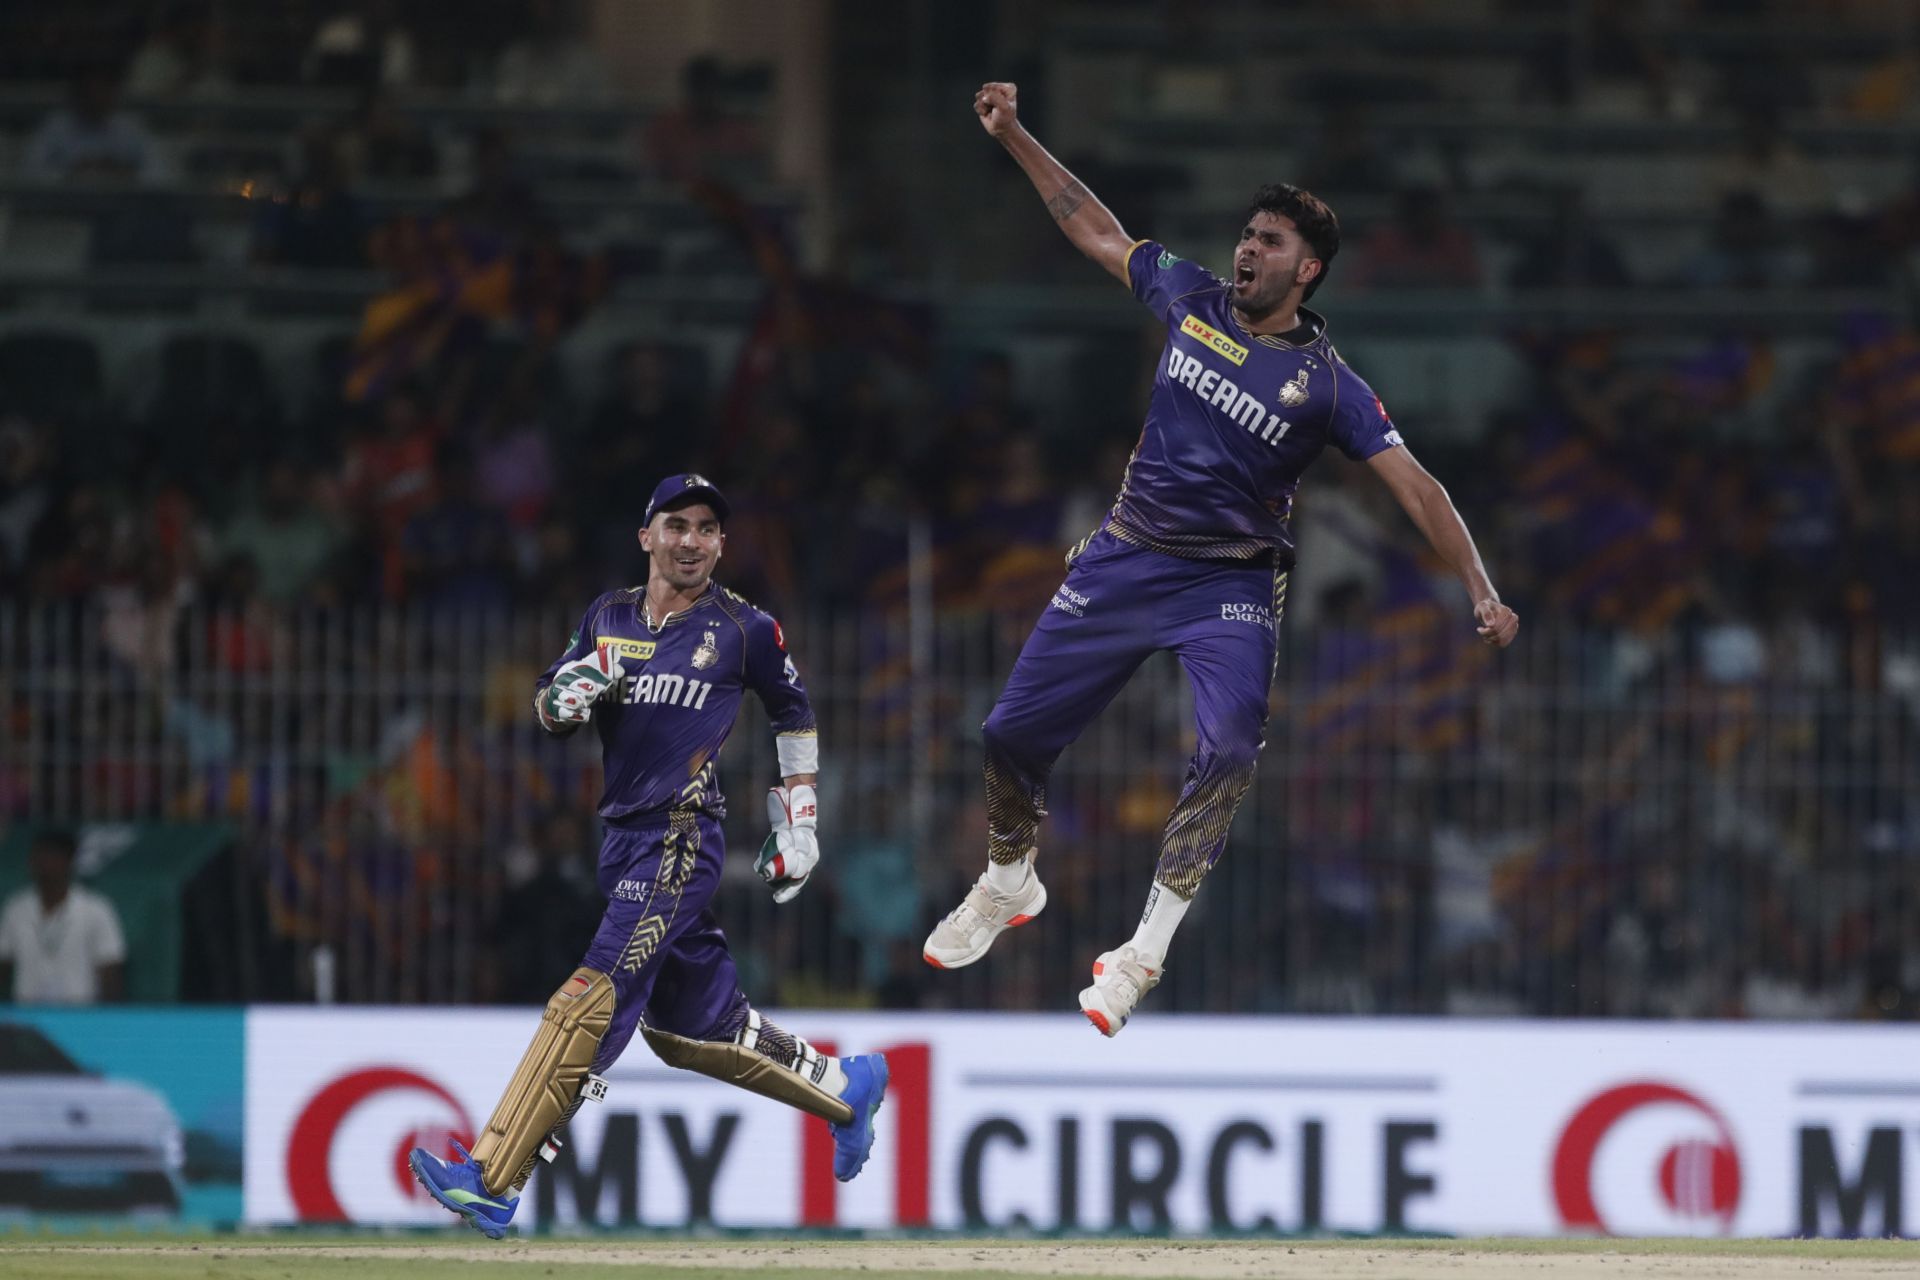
left=924, top=83, right=1520, bottom=1035
left=411, top=474, right=888, bottom=1237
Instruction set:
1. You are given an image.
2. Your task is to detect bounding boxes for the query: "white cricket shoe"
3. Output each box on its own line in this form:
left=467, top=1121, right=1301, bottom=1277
left=1078, top=946, right=1161, bottom=1037
left=922, top=854, right=1046, bottom=969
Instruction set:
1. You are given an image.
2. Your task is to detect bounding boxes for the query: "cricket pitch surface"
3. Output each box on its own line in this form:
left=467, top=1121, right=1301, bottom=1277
left=4, top=1235, right=1918, bottom=1279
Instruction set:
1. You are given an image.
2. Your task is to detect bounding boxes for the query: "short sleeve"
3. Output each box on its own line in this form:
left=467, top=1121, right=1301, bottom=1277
left=743, top=611, right=815, bottom=738
left=88, top=896, right=126, bottom=966
left=535, top=594, right=609, bottom=692
left=1329, top=364, right=1405, bottom=462
left=1127, top=240, right=1224, bottom=322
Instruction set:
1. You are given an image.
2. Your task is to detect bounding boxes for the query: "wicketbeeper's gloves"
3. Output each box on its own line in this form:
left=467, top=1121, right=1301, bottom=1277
left=756, top=783, right=819, bottom=905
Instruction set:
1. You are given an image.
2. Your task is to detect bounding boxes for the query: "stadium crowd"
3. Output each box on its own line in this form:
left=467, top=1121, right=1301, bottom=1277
left=3, top=0, right=1920, bottom=1018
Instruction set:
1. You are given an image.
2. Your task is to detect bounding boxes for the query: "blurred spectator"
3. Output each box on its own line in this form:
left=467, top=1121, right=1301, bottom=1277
left=99, top=546, right=189, bottom=682
left=492, top=0, right=612, bottom=106
left=341, top=88, right=437, bottom=181
left=1298, top=105, right=1400, bottom=197
left=1808, top=209, right=1891, bottom=290
left=221, top=462, right=344, bottom=606
left=1506, top=189, right=1634, bottom=291
left=251, top=130, right=368, bottom=269
left=124, top=5, right=196, bottom=96
left=304, top=1, right=415, bottom=89
left=1348, top=187, right=1483, bottom=291
left=202, top=552, right=279, bottom=672
left=473, top=390, right=556, bottom=531
left=1707, top=107, right=1827, bottom=216
left=450, top=127, right=548, bottom=238
left=25, top=482, right=116, bottom=599
left=584, top=342, right=692, bottom=524
left=401, top=448, right=514, bottom=611
left=0, top=830, right=126, bottom=1005
left=341, top=384, right=441, bottom=552
left=487, top=812, right=600, bottom=1004
left=0, top=422, right=57, bottom=595
left=1678, top=191, right=1804, bottom=290
left=645, top=57, right=765, bottom=184
left=125, top=4, right=235, bottom=100
left=20, top=66, right=168, bottom=184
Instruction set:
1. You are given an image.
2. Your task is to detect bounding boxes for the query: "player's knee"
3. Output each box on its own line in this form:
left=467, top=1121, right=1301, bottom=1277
left=1197, top=731, right=1263, bottom=777
left=981, top=706, right=1024, bottom=762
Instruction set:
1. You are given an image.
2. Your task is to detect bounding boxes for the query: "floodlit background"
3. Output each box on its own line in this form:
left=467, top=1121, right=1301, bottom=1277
left=1, top=0, right=1918, bottom=1239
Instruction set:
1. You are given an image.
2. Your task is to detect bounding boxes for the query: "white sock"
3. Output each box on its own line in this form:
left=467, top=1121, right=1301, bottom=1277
left=984, top=853, right=1031, bottom=894
left=800, top=1041, right=849, bottom=1097
left=1128, top=880, right=1190, bottom=970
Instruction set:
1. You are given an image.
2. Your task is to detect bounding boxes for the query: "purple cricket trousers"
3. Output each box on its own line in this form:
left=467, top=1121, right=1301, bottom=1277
left=581, top=813, right=747, bottom=1074
left=981, top=529, right=1287, bottom=897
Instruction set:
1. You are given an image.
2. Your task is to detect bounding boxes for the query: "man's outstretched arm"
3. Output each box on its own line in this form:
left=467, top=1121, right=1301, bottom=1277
left=1367, top=446, right=1520, bottom=648
left=975, top=81, right=1134, bottom=284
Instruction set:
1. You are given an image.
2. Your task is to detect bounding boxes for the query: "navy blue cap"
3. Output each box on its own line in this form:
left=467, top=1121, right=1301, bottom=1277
left=643, top=473, right=730, bottom=525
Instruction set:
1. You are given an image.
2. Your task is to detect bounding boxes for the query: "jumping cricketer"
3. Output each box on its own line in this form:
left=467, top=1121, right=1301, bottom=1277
left=924, top=82, right=1521, bottom=1035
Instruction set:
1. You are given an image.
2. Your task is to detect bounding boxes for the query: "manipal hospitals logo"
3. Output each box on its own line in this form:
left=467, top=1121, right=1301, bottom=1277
left=1552, top=1081, right=1741, bottom=1235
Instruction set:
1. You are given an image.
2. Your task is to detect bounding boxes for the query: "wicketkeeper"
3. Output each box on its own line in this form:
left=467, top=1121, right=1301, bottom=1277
left=409, top=474, right=887, bottom=1238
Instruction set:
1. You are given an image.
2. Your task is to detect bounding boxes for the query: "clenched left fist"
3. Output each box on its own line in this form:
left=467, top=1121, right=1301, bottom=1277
left=537, top=647, right=625, bottom=731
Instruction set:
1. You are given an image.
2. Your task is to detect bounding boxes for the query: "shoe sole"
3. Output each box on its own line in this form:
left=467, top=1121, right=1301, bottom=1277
left=1078, top=984, right=1123, bottom=1037
left=923, top=883, right=1047, bottom=970
left=832, top=1056, right=890, bottom=1182
left=409, top=1150, right=508, bottom=1239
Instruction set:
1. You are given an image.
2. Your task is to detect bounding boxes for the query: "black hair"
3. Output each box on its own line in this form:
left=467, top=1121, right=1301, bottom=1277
left=1245, top=183, right=1341, bottom=300
left=32, top=828, right=77, bottom=859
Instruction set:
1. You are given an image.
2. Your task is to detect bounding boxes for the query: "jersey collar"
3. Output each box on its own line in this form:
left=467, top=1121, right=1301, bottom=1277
left=1224, top=294, right=1327, bottom=350
left=642, top=582, right=716, bottom=633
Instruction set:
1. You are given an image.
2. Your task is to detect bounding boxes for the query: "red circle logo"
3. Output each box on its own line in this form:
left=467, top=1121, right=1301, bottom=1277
left=286, top=1067, right=474, bottom=1221
left=1552, top=1081, right=1741, bottom=1234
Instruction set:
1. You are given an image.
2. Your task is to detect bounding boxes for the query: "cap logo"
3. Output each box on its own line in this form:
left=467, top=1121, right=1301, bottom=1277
left=684, top=473, right=710, bottom=489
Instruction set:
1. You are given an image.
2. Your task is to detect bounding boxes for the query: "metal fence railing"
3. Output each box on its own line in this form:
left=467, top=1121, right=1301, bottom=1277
left=6, top=601, right=1918, bottom=1019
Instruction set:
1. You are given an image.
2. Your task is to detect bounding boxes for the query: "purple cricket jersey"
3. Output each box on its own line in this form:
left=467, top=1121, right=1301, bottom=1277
left=537, top=582, right=815, bottom=825
left=1105, top=239, right=1405, bottom=566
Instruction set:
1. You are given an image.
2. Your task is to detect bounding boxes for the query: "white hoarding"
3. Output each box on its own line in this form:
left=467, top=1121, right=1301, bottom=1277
left=244, top=1011, right=1920, bottom=1236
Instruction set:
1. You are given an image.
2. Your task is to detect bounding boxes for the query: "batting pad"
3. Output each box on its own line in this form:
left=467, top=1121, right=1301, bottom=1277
left=642, top=1023, right=855, bottom=1125
left=471, top=967, right=616, bottom=1195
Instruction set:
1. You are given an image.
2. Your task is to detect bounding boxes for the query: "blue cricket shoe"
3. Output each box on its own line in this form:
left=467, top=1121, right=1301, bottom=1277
left=408, top=1139, right=518, bottom=1238
left=829, top=1052, right=889, bottom=1182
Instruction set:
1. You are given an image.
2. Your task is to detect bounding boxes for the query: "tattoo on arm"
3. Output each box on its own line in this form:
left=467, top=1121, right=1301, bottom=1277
left=1045, top=180, right=1089, bottom=223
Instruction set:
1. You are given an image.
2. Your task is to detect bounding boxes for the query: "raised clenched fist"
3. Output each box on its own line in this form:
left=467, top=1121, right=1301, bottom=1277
left=974, top=81, right=1018, bottom=137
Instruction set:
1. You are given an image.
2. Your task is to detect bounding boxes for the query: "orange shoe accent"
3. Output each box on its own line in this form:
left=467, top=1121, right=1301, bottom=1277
left=1084, top=1009, right=1111, bottom=1035
left=923, top=953, right=946, bottom=969
left=1008, top=913, right=1034, bottom=927
left=1091, top=961, right=1105, bottom=976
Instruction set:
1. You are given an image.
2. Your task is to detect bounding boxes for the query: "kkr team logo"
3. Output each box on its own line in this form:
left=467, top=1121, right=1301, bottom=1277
left=1278, top=367, right=1310, bottom=407
left=691, top=629, right=720, bottom=670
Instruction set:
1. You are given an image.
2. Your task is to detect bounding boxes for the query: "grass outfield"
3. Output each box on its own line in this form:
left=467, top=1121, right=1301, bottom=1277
left=2, top=1236, right=1919, bottom=1280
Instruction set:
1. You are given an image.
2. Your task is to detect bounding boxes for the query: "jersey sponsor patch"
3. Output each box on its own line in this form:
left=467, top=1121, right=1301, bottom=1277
left=1050, top=584, right=1091, bottom=617
left=596, top=636, right=657, bottom=661
left=622, top=672, right=715, bottom=709
left=772, top=619, right=786, bottom=650
left=1157, top=249, right=1180, bottom=269
left=1222, top=602, right=1274, bottom=629
left=1180, top=313, right=1248, bottom=367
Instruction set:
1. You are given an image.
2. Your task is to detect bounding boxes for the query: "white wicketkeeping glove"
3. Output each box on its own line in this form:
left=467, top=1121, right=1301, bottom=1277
left=536, top=646, right=624, bottom=731
left=756, top=783, right=818, bottom=904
